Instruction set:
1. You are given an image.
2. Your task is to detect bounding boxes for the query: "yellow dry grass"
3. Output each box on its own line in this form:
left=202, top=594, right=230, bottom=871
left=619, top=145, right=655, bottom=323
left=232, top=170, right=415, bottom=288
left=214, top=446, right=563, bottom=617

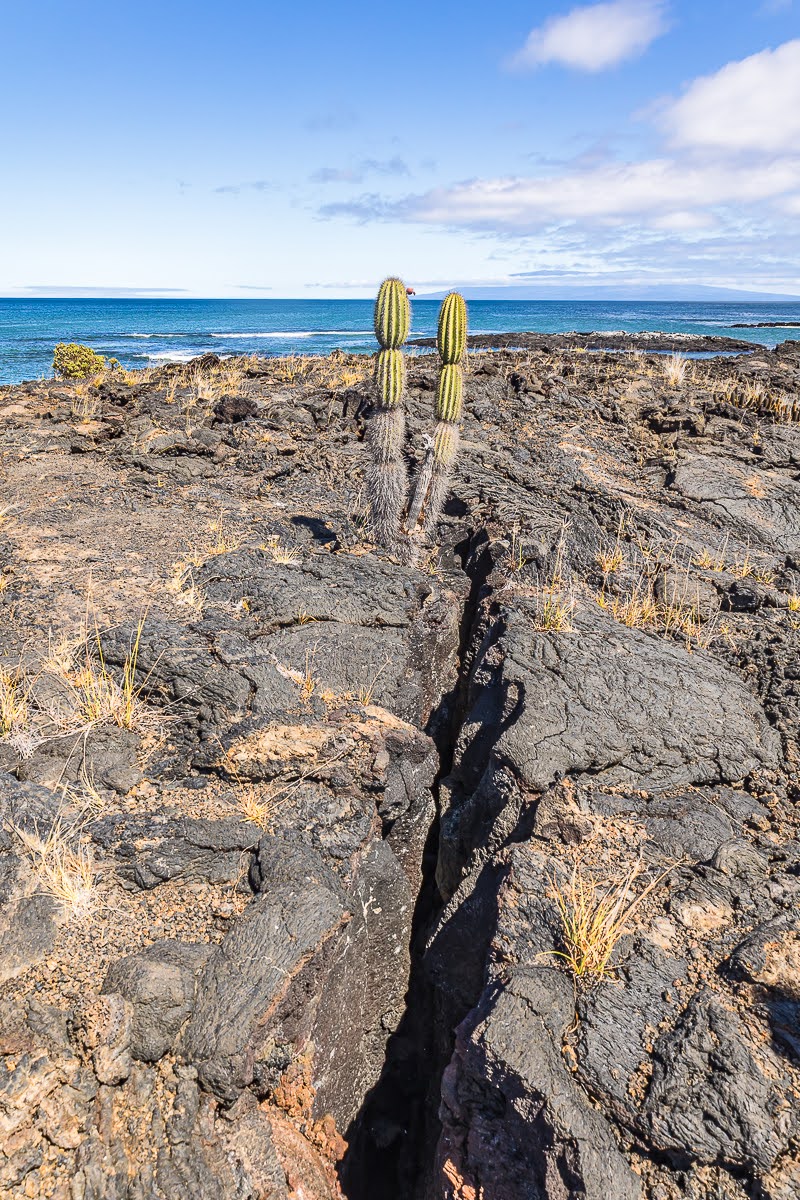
left=508, top=525, right=527, bottom=573
left=261, top=536, right=301, bottom=565
left=662, top=353, right=689, bottom=387
left=298, top=647, right=320, bottom=703
left=13, top=815, right=97, bottom=920
left=531, top=538, right=575, bottom=632
left=356, top=656, right=392, bottom=706
left=265, top=354, right=311, bottom=384
left=236, top=784, right=280, bottom=831
left=313, top=355, right=372, bottom=393
left=166, top=562, right=206, bottom=614
left=596, top=516, right=627, bottom=577
left=549, top=860, right=668, bottom=979
left=69, top=383, right=99, bottom=421
left=185, top=516, right=242, bottom=566
left=597, top=574, right=714, bottom=649
left=700, top=371, right=797, bottom=422
left=693, top=543, right=727, bottom=572
left=0, top=665, right=29, bottom=736
left=728, top=550, right=775, bottom=585
left=596, top=582, right=659, bottom=628
left=62, top=614, right=148, bottom=731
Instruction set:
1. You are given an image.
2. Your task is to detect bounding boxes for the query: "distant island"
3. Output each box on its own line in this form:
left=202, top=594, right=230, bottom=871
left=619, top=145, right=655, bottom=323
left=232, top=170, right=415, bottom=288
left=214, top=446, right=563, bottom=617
left=419, top=284, right=800, bottom=302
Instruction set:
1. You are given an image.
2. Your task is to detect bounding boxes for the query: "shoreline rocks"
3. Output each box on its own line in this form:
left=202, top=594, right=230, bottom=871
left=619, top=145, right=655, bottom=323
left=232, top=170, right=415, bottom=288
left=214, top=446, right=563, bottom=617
left=408, top=329, right=761, bottom=352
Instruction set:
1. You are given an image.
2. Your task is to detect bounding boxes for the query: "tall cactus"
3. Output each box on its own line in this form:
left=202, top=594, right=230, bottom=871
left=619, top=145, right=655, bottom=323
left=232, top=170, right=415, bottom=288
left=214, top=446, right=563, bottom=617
left=367, top=278, right=411, bottom=545
left=437, top=290, right=467, bottom=365
left=407, top=291, right=468, bottom=536
left=374, top=276, right=411, bottom=349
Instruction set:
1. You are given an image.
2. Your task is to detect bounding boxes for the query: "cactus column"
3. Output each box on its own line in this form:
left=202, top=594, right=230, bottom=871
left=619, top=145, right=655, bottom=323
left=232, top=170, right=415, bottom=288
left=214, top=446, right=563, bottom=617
left=367, top=277, right=411, bottom=545
left=408, top=291, right=467, bottom=536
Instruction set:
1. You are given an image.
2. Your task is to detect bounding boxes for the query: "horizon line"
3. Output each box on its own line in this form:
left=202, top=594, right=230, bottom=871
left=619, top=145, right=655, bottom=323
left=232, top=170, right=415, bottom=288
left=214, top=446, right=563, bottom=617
left=3, top=293, right=800, bottom=303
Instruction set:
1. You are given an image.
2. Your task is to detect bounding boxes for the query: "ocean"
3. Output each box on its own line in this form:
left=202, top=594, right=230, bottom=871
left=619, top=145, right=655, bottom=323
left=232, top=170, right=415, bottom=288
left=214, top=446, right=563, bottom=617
left=1, top=297, right=800, bottom=385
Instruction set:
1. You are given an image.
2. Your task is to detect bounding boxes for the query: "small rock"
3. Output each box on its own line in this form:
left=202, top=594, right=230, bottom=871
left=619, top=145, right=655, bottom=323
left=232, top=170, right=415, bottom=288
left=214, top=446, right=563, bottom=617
left=73, top=993, right=133, bottom=1085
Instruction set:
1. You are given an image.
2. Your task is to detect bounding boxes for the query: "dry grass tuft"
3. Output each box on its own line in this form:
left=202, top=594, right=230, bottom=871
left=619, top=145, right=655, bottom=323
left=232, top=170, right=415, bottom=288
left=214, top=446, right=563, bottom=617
left=186, top=516, right=242, bottom=565
left=66, top=615, right=148, bottom=731
left=13, top=815, right=97, bottom=920
left=298, top=647, right=320, bottom=703
left=662, top=353, right=688, bottom=387
left=273, top=645, right=322, bottom=704
left=508, top=524, right=530, bottom=573
left=313, top=355, right=372, bottom=393
left=531, top=538, right=575, bottom=632
left=70, top=382, right=99, bottom=421
left=596, top=517, right=627, bottom=577
left=237, top=786, right=277, bottom=830
left=0, top=665, right=29, bottom=737
left=549, top=860, right=668, bottom=979
left=693, top=544, right=727, bottom=572
left=729, top=550, right=775, bottom=585
left=597, top=574, right=714, bottom=649
left=166, top=562, right=206, bottom=613
left=261, top=536, right=301, bottom=566
left=700, top=370, right=798, bottom=422
left=266, top=354, right=312, bottom=384
left=596, top=582, right=659, bottom=628
left=537, top=589, right=575, bottom=632
left=356, top=656, right=392, bottom=706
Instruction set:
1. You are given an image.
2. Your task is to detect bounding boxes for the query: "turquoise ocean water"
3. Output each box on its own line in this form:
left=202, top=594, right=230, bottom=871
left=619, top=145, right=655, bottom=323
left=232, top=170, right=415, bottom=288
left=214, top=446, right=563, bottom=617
left=2, top=297, right=800, bottom=385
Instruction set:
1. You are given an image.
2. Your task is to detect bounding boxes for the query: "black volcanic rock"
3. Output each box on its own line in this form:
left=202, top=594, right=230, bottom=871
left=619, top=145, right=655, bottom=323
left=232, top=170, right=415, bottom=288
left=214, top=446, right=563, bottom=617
left=409, top=329, right=759, bottom=352
left=2, top=343, right=800, bottom=1199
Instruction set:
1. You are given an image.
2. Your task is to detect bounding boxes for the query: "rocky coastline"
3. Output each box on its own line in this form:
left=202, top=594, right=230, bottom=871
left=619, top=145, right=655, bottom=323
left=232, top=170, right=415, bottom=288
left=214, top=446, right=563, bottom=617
left=408, top=329, right=760, bottom=353
left=1, top=336, right=799, bottom=1199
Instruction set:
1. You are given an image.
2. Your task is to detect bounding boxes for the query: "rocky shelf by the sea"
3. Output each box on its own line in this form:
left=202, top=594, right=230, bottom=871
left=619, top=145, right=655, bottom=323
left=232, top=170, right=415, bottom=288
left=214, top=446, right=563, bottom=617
left=1, top=338, right=799, bottom=1199
left=408, top=328, right=760, bottom=352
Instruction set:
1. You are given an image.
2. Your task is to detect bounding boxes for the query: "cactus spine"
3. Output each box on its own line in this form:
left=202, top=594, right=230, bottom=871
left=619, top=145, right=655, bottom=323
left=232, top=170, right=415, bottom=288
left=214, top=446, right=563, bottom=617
left=437, top=290, right=467, bottom=365
left=374, top=277, right=411, bottom=349
left=367, top=278, right=411, bottom=545
left=407, top=292, right=467, bottom=536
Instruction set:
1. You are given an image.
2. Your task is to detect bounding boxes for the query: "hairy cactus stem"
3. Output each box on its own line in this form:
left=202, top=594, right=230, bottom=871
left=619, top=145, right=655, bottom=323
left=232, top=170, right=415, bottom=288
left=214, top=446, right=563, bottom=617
left=367, top=278, right=412, bottom=546
left=409, top=292, right=468, bottom=536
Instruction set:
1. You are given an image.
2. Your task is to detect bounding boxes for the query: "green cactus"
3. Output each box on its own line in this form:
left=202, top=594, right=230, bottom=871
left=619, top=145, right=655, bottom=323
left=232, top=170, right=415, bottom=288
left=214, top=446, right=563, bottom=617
left=367, top=278, right=412, bottom=545
left=436, top=292, right=467, bottom=365
left=435, top=363, right=464, bottom=424
left=374, top=277, right=411, bottom=350
left=406, top=292, right=468, bottom=537
left=374, top=347, right=406, bottom=408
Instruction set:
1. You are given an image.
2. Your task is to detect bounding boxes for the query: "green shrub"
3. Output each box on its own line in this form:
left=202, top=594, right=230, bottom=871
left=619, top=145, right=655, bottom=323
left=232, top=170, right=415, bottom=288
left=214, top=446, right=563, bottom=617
left=53, top=343, right=110, bottom=379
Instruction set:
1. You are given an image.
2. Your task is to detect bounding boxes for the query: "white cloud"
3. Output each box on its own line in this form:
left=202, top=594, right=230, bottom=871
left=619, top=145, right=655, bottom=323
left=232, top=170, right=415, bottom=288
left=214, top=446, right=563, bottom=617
left=509, top=1, right=668, bottom=72
left=406, top=158, right=800, bottom=228
left=665, top=39, right=800, bottom=153
left=372, top=39, right=800, bottom=234
left=320, top=38, right=800, bottom=293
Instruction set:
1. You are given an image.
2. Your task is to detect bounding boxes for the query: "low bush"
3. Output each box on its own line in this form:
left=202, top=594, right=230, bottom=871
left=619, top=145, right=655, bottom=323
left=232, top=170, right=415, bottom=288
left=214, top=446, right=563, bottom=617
left=53, top=342, right=118, bottom=379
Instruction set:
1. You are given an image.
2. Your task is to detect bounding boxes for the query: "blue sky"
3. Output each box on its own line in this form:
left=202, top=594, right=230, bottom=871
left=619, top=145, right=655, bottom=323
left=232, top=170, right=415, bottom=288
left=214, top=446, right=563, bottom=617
left=2, top=0, right=799, bottom=297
